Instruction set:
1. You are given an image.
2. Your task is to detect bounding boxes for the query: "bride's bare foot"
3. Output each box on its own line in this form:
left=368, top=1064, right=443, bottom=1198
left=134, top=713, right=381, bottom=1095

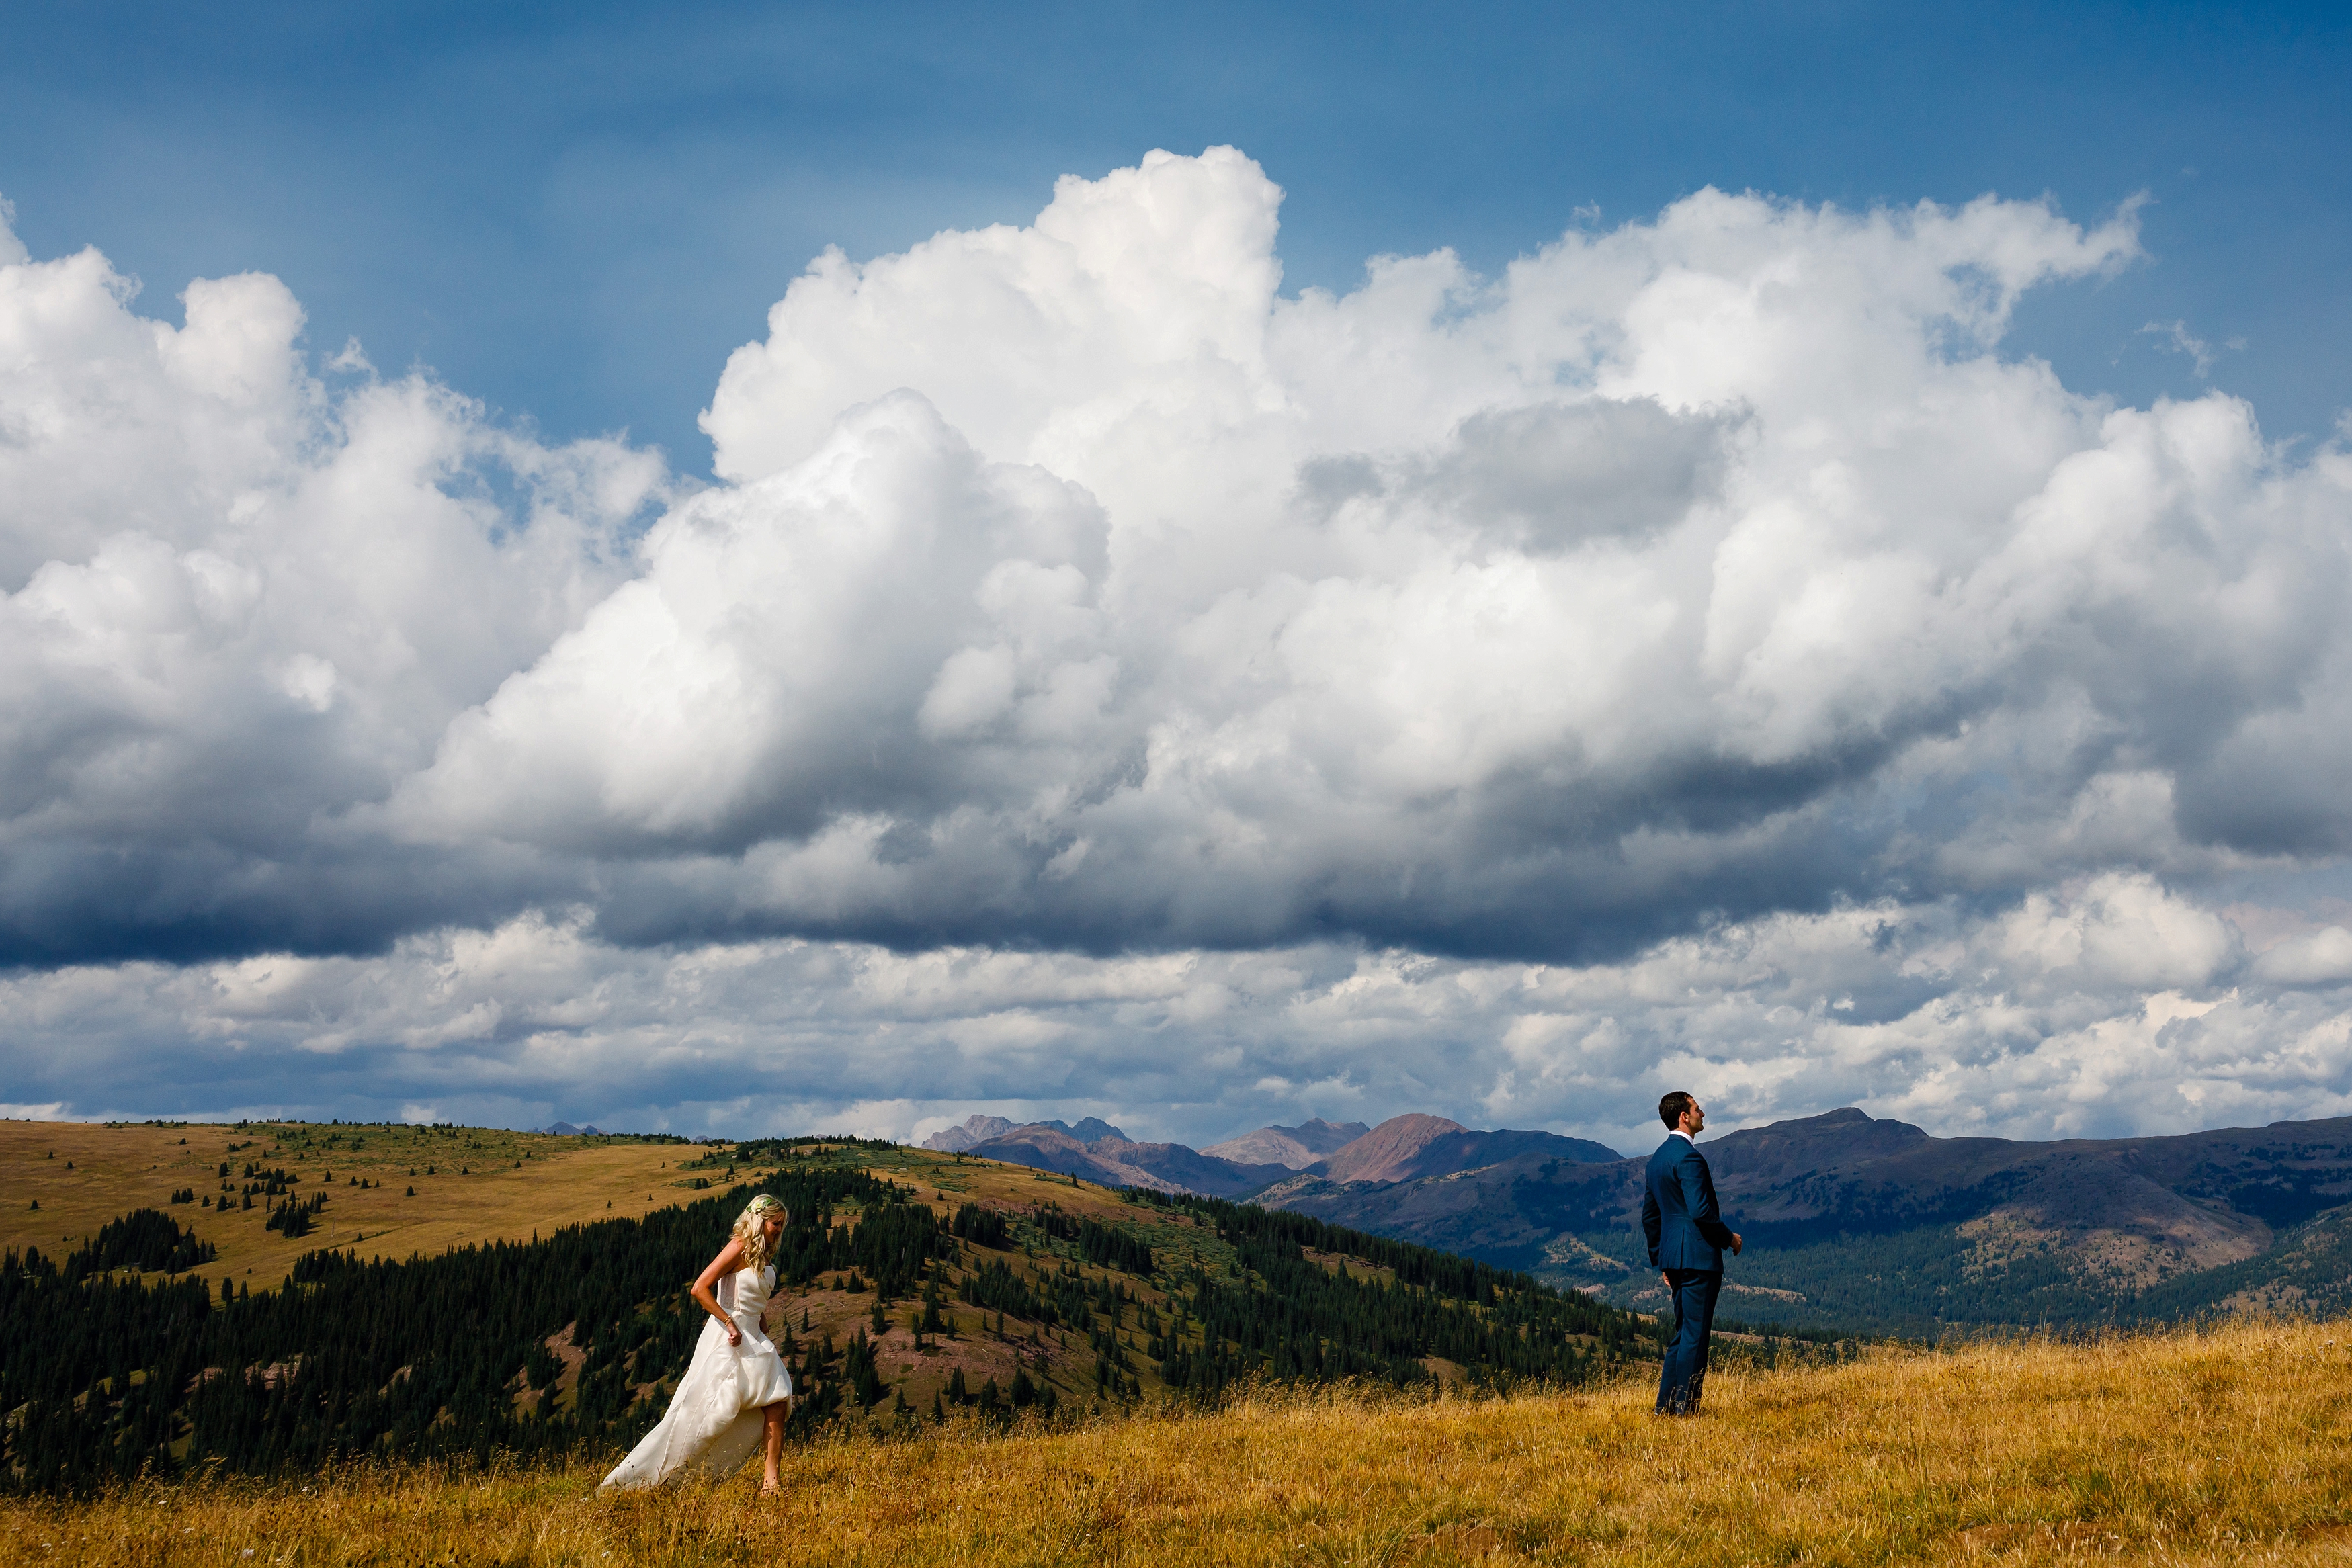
left=760, top=1479, right=780, bottom=1495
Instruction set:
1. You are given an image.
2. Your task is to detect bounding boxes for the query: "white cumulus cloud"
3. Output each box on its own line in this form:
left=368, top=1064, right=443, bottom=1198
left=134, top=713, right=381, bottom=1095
left=4, top=150, right=2352, bottom=1140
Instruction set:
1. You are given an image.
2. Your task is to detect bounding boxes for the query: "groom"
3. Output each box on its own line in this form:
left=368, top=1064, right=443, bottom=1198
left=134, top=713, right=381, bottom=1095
left=1642, top=1091, right=1741, bottom=1415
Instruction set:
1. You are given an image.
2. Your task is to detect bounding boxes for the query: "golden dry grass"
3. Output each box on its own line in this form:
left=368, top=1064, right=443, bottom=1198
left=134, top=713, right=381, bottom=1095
left=0, top=1120, right=1175, bottom=1303
left=1, top=1119, right=707, bottom=1293
left=11, top=1318, right=2351, bottom=1565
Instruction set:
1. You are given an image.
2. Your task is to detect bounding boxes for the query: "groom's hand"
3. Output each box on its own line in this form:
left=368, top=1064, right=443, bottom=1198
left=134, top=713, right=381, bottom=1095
left=1730, top=1233, right=1744, bottom=1256
left=1660, top=1272, right=1671, bottom=1293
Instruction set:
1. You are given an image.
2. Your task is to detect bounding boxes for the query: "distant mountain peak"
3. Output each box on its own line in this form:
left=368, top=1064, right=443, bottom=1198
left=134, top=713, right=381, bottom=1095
left=1203, top=1116, right=1373, bottom=1170
left=1314, top=1115, right=1469, bottom=1185
left=1782, top=1106, right=1919, bottom=1133
left=920, top=1114, right=1017, bottom=1153
left=1710, top=1108, right=1929, bottom=1162
left=920, top=1113, right=1136, bottom=1156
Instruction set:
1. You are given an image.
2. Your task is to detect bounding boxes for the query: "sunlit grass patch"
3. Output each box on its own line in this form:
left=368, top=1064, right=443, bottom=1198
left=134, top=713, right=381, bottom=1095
left=9, top=1317, right=2350, bottom=1565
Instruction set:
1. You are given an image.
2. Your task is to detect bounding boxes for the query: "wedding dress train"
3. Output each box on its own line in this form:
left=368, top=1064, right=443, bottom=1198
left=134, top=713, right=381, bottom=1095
left=598, top=1262, right=794, bottom=1491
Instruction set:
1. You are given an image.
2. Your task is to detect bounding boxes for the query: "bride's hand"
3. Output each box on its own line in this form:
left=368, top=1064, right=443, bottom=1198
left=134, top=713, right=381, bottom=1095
left=726, top=1322, right=742, bottom=1346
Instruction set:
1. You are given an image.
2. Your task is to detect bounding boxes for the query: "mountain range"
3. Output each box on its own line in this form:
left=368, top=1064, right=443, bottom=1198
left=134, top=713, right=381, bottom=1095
left=1257, top=1107, right=2352, bottom=1334
left=919, top=1106, right=2352, bottom=1334
left=918, top=1111, right=1623, bottom=1199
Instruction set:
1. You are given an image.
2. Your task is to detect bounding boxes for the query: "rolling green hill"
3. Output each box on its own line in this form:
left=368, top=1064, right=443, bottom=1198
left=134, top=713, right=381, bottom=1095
left=2, top=1116, right=706, bottom=1294
left=1, top=1135, right=1656, bottom=1493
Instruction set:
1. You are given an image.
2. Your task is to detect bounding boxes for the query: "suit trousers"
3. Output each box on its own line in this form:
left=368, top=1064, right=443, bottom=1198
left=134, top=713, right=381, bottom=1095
left=1656, top=1268, right=1722, bottom=1415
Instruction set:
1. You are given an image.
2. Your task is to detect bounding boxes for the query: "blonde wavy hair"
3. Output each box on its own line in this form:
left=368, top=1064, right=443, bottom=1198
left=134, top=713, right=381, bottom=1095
left=731, top=1194, right=790, bottom=1272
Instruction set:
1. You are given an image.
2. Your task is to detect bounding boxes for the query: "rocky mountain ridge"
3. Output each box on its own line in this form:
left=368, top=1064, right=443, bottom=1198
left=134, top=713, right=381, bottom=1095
left=915, top=1111, right=1625, bottom=1199
left=922, top=1114, right=1127, bottom=1153
left=1256, top=1106, right=2352, bottom=1333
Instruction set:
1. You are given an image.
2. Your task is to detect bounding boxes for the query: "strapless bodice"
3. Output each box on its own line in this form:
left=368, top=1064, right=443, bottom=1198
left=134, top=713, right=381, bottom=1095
left=717, top=1264, right=776, bottom=1332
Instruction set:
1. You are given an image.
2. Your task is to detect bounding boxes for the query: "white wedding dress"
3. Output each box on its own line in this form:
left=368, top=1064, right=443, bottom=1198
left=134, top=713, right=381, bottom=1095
left=599, top=1262, right=795, bottom=1491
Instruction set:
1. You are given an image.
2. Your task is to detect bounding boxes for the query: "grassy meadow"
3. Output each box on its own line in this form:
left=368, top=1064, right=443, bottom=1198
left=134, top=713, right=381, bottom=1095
left=3, top=1119, right=711, bottom=1297
left=10, top=1318, right=2349, bottom=1566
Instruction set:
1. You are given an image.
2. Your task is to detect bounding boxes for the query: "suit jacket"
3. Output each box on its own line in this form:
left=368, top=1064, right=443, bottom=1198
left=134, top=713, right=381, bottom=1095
left=1642, top=1135, right=1738, bottom=1272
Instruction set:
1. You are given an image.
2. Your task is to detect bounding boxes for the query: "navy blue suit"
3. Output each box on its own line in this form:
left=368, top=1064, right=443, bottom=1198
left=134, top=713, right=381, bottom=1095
left=1642, top=1133, right=1738, bottom=1413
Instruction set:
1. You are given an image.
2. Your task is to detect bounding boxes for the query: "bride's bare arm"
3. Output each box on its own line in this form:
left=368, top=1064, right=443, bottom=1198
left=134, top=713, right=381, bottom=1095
left=691, top=1237, right=749, bottom=1344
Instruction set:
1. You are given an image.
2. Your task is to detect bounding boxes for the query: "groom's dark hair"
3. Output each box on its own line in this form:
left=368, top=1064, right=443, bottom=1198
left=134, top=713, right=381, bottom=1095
left=1658, top=1091, right=1695, bottom=1129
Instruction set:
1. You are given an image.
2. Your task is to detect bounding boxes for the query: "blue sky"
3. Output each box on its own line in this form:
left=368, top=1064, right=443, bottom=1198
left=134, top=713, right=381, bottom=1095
left=7, top=2, right=2352, bottom=1145
left=4, top=1, right=2345, bottom=468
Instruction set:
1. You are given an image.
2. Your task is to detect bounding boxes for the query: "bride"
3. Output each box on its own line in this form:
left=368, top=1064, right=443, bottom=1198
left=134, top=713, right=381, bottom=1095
left=600, top=1192, right=797, bottom=1493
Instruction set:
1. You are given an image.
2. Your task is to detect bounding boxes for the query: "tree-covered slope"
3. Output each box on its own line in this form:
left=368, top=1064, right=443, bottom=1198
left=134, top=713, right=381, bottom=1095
left=1, top=1139, right=1657, bottom=1494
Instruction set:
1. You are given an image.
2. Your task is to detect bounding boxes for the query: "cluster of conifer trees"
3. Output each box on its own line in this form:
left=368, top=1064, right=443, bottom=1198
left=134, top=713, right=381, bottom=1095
left=60, top=1209, right=219, bottom=1281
